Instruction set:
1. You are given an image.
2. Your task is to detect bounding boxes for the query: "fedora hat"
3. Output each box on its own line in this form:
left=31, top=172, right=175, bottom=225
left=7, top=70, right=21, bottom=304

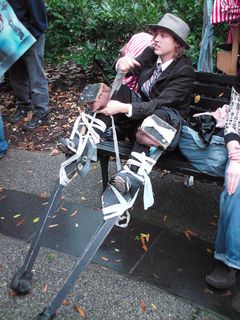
left=149, top=13, right=190, bottom=49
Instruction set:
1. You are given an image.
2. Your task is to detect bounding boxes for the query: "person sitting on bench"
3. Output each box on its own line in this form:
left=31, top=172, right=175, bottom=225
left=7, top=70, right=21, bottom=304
left=59, top=13, right=195, bottom=200
left=119, top=32, right=153, bottom=92
left=205, top=72, right=240, bottom=314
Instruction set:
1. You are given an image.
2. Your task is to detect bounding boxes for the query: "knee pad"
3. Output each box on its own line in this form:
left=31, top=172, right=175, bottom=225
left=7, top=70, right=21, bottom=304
left=136, top=115, right=177, bottom=149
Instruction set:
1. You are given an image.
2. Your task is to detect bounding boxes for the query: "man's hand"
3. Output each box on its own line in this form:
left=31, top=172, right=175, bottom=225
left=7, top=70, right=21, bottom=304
left=226, top=160, right=240, bottom=195
left=97, top=100, right=131, bottom=116
left=117, top=56, right=141, bottom=73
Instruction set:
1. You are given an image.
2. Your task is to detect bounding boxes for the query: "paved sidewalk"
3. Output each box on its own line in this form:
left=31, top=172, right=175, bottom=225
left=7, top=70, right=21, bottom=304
left=0, top=147, right=230, bottom=320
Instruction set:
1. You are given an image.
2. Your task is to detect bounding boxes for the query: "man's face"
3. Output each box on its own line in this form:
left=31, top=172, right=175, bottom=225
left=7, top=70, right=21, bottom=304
left=152, top=28, right=178, bottom=60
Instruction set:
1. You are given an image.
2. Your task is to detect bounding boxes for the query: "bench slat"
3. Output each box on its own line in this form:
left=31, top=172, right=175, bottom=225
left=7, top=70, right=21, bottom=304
left=195, top=72, right=235, bottom=85
left=194, top=83, right=232, bottom=99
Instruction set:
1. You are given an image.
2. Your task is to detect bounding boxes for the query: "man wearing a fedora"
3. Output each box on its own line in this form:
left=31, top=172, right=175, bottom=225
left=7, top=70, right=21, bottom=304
left=59, top=13, right=195, bottom=199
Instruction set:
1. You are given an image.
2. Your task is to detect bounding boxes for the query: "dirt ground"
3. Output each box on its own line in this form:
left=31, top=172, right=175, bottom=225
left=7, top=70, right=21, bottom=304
left=0, top=62, right=103, bottom=152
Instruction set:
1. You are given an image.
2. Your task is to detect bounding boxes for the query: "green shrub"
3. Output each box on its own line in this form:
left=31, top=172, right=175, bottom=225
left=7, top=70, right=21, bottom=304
left=45, top=0, right=227, bottom=72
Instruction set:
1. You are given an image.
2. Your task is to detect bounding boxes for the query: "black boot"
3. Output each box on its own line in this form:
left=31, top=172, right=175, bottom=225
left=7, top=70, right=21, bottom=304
left=10, top=107, right=28, bottom=123
left=206, top=261, right=237, bottom=289
left=23, top=112, right=49, bottom=131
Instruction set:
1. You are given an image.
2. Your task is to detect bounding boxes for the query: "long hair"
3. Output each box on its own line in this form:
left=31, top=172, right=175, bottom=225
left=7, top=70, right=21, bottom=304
left=174, top=42, right=186, bottom=59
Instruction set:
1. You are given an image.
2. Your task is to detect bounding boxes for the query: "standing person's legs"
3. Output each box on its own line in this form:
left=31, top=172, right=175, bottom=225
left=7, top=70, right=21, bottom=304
left=23, top=35, right=49, bottom=115
left=206, top=164, right=240, bottom=312
left=22, top=35, right=49, bottom=130
left=9, top=56, right=32, bottom=123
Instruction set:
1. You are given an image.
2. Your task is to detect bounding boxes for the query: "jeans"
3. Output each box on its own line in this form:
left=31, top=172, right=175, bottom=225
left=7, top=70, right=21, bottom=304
left=9, top=34, right=49, bottom=115
left=214, top=161, right=240, bottom=269
left=0, top=113, right=8, bottom=155
left=178, top=125, right=227, bottom=177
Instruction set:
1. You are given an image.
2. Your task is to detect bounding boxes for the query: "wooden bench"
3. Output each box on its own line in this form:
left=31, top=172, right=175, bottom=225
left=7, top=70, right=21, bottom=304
left=97, top=72, right=235, bottom=190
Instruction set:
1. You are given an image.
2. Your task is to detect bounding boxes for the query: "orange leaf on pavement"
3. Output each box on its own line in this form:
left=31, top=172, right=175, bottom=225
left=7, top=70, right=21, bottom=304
left=140, top=300, right=146, bottom=314
left=16, top=218, right=26, bottom=227
left=184, top=229, right=197, bottom=240
left=75, top=305, right=87, bottom=318
left=39, top=192, right=48, bottom=199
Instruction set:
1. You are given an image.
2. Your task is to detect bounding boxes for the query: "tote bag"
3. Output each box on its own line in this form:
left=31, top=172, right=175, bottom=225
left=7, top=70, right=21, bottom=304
left=0, top=0, right=36, bottom=76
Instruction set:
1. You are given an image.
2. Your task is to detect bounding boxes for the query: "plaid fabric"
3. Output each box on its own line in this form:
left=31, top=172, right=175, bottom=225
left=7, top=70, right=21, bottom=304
left=211, top=0, right=240, bottom=24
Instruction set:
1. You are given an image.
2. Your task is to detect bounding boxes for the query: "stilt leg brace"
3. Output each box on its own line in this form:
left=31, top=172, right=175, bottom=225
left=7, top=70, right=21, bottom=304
left=102, top=114, right=177, bottom=226
left=102, top=150, right=159, bottom=225
left=59, top=112, right=106, bottom=186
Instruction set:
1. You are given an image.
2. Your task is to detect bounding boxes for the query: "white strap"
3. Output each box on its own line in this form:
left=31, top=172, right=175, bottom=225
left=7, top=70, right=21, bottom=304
left=111, top=115, right=122, bottom=172
left=59, top=112, right=105, bottom=186
left=102, top=184, right=140, bottom=219
left=127, top=152, right=156, bottom=209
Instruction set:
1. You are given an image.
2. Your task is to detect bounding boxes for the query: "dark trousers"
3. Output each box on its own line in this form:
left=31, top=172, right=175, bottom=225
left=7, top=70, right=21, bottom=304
left=9, top=35, right=49, bottom=115
left=95, top=85, right=175, bottom=171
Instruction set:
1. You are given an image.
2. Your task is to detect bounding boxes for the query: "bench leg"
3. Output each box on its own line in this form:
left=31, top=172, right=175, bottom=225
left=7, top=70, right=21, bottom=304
left=99, top=154, right=110, bottom=191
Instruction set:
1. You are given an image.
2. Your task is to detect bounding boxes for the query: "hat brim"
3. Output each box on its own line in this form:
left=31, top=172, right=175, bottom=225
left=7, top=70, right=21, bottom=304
left=148, top=24, right=190, bottom=49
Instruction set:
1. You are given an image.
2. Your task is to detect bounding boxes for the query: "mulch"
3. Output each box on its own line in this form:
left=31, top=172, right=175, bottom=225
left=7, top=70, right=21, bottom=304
left=0, top=61, right=103, bottom=152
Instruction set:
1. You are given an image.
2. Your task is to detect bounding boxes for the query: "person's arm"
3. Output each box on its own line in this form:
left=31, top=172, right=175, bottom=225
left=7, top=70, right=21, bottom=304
left=225, top=141, right=240, bottom=195
left=224, top=77, right=240, bottom=194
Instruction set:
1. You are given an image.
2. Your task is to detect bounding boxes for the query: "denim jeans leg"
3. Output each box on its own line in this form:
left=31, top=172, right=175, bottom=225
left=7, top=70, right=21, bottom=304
left=22, top=34, right=49, bottom=115
left=215, top=162, right=240, bottom=269
left=0, top=113, right=8, bottom=154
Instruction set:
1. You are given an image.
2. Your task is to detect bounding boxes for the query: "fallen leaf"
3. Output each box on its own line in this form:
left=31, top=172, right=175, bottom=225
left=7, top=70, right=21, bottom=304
left=33, top=217, right=40, bottom=223
left=194, top=95, right=201, bottom=103
left=204, top=288, right=214, bottom=294
left=140, top=233, right=149, bottom=251
left=23, top=111, right=33, bottom=122
left=210, top=221, right=217, bottom=226
left=140, top=300, right=146, bottom=314
left=71, top=209, right=78, bottom=217
left=99, top=265, right=109, bottom=271
left=75, top=305, right=87, bottom=318
left=151, top=303, right=157, bottom=310
left=13, top=214, right=21, bottom=219
left=42, top=284, right=48, bottom=293
left=184, top=229, right=197, bottom=240
left=49, top=148, right=61, bottom=156
left=9, top=290, right=17, bottom=297
left=101, top=256, right=109, bottom=262
left=39, top=192, right=48, bottom=199
left=47, top=253, right=56, bottom=261
left=49, top=224, right=58, bottom=228
left=62, top=298, right=71, bottom=305
left=16, top=218, right=25, bottom=227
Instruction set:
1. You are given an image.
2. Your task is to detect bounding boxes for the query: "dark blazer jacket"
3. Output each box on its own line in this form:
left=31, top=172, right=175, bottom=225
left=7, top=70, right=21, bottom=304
left=131, top=46, right=195, bottom=120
